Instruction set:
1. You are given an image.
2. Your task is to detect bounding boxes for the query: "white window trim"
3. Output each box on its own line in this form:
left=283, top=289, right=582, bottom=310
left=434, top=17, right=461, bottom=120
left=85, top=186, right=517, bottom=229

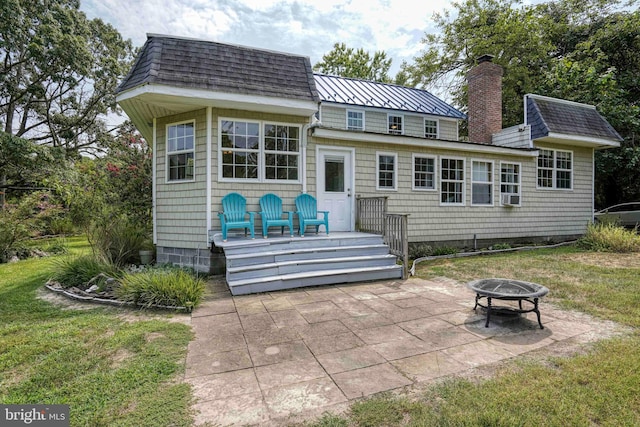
left=536, top=148, right=574, bottom=190
left=346, top=109, right=365, bottom=131
left=217, top=118, right=302, bottom=184
left=440, top=156, right=466, bottom=206
left=471, top=159, right=494, bottom=207
left=500, top=161, right=522, bottom=206
left=376, top=151, right=398, bottom=191
left=412, top=153, right=437, bottom=191
left=166, top=119, right=196, bottom=184
left=424, top=118, right=439, bottom=139
left=387, top=114, right=404, bottom=135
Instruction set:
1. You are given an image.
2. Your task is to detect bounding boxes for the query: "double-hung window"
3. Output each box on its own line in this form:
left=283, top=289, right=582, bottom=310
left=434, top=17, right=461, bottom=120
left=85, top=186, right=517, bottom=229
left=388, top=114, right=403, bottom=135
left=537, top=148, right=572, bottom=189
left=264, top=124, right=299, bottom=181
left=424, top=119, right=438, bottom=139
left=220, top=119, right=300, bottom=182
left=377, top=152, right=397, bottom=191
left=413, top=154, right=436, bottom=191
left=221, top=120, right=259, bottom=179
left=347, top=110, right=364, bottom=130
left=167, top=121, right=195, bottom=182
left=440, top=157, right=465, bottom=205
left=471, top=160, right=493, bottom=206
left=500, top=162, right=521, bottom=204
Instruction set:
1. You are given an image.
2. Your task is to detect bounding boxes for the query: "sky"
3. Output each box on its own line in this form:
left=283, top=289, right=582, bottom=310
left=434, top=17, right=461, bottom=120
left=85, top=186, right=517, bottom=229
left=80, top=0, right=455, bottom=77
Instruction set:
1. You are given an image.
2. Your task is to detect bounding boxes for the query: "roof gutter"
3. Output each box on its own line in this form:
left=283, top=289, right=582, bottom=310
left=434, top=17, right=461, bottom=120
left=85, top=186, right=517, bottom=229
left=116, top=83, right=320, bottom=116
left=313, top=128, right=539, bottom=158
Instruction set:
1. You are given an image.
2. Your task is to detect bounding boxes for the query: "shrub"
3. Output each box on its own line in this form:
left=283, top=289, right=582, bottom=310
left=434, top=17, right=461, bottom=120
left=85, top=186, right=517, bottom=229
left=43, top=238, right=69, bottom=255
left=409, top=243, right=433, bottom=259
left=0, top=203, right=31, bottom=262
left=88, top=212, right=150, bottom=266
left=432, top=246, right=459, bottom=256
left=51, top=255, right=121, bottom=289
left=578, top=222, right=640, bottom=253
left=491, top=243, right=512, bottom=250
left=116, top=269, right=205, bottom=311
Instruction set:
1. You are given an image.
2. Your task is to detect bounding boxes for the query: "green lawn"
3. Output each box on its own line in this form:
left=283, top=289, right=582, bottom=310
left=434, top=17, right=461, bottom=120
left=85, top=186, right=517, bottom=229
left=3, top=240, right=640, bottom=426
left=0, top=237, right=195, bottom=427
left=309, top=245, right=640, bottom=427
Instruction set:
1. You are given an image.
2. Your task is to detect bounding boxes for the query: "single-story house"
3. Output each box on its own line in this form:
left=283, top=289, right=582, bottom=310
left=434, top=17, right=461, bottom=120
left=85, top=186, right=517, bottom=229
left=115, top=34, right=622, bottom=292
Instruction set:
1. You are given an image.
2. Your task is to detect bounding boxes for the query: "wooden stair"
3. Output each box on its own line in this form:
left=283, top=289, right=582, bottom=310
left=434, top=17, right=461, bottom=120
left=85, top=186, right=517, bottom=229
left=211, top=232, right=404, bottom=295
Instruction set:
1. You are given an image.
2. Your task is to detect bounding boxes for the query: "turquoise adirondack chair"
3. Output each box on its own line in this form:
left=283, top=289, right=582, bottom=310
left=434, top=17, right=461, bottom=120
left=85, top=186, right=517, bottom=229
left=259, top=193, right=294, bottom=238
left=218, top=193, right=255, bottom=242
left=295, top=193, right=329, bottom=237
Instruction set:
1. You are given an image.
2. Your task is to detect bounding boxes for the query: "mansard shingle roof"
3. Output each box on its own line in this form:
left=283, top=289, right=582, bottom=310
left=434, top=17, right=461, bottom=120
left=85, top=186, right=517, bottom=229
left=526, top=94, right=622, bottom=143
left=117, top=34, right=319, bottom=103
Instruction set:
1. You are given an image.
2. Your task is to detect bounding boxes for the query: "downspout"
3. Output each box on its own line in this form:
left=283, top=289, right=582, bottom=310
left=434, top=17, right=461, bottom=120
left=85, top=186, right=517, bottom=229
left=206, top=107, right=212, bottom=239
left=152, top=118, right=157, bottom=244
left=591, top=148, right=595, bottom=222
left=301, top=110, right=320, bottom=194
left=302, top=121, right=310, bottom=194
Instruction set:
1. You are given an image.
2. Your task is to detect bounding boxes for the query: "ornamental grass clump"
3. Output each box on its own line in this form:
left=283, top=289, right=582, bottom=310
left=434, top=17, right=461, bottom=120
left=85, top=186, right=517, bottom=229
left=578, top=222, right=640, bottom=253
left=116, top=269, right=205, bottom=311
left=51, top=255, right=121, bottom=289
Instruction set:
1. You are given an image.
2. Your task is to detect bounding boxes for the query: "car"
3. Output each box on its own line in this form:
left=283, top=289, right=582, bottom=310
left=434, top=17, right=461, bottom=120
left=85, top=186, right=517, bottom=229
left=594, top=202, right=640, bottom=228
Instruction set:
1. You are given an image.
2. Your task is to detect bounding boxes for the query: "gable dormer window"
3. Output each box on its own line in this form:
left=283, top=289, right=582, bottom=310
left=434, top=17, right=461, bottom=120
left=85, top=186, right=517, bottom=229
left=388, top=114, right=403, bottom=135
left=347, top=110, right=364, bottom=130
left=424, top=119, right=439, bottom=139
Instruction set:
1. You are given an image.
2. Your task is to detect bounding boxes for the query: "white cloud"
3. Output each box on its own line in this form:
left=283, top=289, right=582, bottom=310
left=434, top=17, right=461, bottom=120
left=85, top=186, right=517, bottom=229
left=81, top=0, right=454, bottom=74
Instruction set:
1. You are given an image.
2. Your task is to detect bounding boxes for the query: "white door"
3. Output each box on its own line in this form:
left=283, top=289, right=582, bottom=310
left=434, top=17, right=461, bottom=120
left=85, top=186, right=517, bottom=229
left=317, top=148, right=354, bottom=232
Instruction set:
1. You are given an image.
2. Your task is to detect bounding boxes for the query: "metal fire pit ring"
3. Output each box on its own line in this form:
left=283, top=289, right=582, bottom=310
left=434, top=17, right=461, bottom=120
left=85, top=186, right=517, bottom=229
left=467, top=278, right=549, bottom=329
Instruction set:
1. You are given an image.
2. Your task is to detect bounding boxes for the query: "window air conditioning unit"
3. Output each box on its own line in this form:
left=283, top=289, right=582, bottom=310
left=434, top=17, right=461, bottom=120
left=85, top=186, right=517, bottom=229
left=501, top=194, right=520, bottom=206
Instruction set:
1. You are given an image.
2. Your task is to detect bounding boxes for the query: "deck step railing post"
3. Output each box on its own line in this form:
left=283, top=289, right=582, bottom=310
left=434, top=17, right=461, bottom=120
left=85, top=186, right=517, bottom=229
left=356, top=196, right=409, bottom=279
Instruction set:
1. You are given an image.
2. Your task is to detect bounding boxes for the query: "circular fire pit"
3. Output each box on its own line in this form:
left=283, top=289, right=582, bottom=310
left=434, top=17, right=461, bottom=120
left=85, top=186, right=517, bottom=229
left=467, top=278, right=549, bottom=329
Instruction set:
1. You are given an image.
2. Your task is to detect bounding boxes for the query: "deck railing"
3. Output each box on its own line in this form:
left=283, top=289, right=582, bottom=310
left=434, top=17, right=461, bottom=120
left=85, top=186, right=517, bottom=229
left=355, top=196, right=387, bottom=234
left=356, top=196, right=409, bottom=279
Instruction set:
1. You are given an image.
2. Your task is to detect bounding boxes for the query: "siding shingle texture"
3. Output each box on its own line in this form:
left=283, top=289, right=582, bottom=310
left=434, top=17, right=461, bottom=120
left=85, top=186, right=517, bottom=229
left=117, top=34, right=319, bottom=103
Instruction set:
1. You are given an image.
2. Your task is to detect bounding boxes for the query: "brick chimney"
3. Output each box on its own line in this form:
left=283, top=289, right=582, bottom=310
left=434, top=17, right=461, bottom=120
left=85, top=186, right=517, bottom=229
left=467, top=54, right=503, bottom=144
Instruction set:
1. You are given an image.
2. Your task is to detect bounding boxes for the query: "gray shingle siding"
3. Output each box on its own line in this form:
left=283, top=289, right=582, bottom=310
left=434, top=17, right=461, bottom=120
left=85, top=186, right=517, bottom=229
left=117, top=34, right=319, bottom=103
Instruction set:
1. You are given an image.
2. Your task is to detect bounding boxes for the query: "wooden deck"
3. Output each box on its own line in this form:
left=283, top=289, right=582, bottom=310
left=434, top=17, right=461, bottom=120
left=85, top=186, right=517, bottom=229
left=210, top=232, right=404, bottom=295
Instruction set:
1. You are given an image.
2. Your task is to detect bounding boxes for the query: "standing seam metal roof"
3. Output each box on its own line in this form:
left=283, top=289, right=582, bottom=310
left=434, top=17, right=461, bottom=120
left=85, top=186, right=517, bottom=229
left=313, top=73, right=465, bottom=119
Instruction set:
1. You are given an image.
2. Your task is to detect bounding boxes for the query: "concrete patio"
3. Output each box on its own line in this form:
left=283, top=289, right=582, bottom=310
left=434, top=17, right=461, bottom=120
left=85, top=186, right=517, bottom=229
left=185, top=275, right=619, bottom=426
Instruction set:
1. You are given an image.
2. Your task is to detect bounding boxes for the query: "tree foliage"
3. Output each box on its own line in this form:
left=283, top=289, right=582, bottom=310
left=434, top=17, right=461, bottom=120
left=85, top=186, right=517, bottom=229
left=0, top=0, right=134, bottom=153
left=52, top=122, right=152, bottom=232
left=406, top=0, right=640, bottom=206
left=314, top=42, right=399, bottom=83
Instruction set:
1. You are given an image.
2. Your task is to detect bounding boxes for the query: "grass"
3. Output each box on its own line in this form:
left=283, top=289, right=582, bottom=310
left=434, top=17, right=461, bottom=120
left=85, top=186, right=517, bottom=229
left=307, top=245, right=640, bottom=427
left=116, top=269, right=205, bottom=310
left=0, top=237, right=194, bottom=427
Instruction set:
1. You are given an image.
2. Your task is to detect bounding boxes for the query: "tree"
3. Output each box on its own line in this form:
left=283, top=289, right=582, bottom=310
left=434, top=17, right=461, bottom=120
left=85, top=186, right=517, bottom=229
left=403, top=0, right=561, bottom=126
left=0, top=131, right=64, bottom=208
left=314, top=42, right=397, bottom=83
left=0, top=0, right=134, bottom=154
left=406, top=0, right=640, bottom=207
left=100, top=121, right=152, bottom=230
